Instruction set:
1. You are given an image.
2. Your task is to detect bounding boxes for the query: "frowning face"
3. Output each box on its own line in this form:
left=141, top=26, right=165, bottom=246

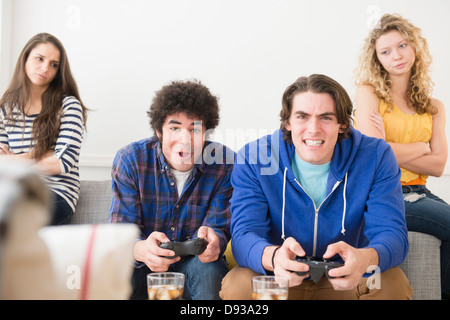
left=157, top=112, right=206, bottom=172
left=375, top=30, right=416, bottom=78
left=25, top=42, right=60, bottom=90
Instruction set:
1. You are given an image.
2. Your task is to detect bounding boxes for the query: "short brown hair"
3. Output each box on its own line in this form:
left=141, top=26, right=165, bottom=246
left=280, top=74, right=353, bottom=143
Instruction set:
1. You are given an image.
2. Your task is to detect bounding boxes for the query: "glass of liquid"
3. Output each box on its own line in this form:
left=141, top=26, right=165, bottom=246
left=252, top=275, right=289, bottom=300
left=147, top=272, right=185, bottom=300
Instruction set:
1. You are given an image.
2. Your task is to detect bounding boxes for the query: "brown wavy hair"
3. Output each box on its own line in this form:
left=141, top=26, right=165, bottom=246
left=354, top=13, right=436, bottom=115
left=0, top=33, right=87, bottom=160
left=280, top=74, right=353, bottom=143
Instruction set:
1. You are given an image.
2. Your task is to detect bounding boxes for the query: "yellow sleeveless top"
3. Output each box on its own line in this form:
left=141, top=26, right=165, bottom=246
left=379, top=100, right=433, bottom=185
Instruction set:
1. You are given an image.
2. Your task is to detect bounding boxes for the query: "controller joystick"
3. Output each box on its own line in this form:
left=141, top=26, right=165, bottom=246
left=295, top=256, right=344, bottom=283
left=160, top=238, right=208, bottom=259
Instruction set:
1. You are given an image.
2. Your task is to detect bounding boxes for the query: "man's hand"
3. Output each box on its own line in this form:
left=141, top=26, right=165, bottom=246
left=133, top=231, right=181, bottom=272
left=263, top=237, right=310, bottom=287
left=323, top=241, right=379, bottom=291
left=197, top=226, right=221, bottom=263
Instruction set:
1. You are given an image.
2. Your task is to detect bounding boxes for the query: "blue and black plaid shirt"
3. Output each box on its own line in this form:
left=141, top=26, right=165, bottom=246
left=109, top=136, right=235, bottom=255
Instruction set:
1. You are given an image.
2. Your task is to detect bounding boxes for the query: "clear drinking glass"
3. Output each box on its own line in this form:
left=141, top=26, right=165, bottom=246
left=251, top=275, right=289, bottom=300
left=147, top=272, right=185, bottom=300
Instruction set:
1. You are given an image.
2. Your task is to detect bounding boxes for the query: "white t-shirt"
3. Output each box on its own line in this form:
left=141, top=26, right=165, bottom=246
left=170, top=168, right=193, bottom=197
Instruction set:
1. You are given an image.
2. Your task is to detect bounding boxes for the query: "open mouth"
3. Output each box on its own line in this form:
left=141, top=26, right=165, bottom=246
left=304, top=139, right=324, bottom=147
left=178, top=151, right=192, bottom=159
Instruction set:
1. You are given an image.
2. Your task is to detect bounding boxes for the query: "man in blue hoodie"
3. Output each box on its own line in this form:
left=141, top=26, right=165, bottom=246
left=220, top=74, right=413, bottom=299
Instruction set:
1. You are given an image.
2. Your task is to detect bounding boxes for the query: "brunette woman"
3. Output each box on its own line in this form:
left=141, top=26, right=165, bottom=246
left=0, top=33, right=88, bottom=225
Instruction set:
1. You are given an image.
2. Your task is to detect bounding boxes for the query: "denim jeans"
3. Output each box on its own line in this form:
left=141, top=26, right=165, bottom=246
left=174, top=255, right=229, bottom=300
left=130, top=255, right=229, bottom=300
left=49, top=191, right=73, bottom=225
left=403, top=185, right=450, bottom=294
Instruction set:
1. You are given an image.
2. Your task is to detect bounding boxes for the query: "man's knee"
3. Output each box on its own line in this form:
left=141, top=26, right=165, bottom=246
left=220, top=267, right=260, bottom=300
left=381, top=267, right=414, bottom=299
left=360, top=267, right=413, bottom=300
left=181, top=256, right=229, bottom=300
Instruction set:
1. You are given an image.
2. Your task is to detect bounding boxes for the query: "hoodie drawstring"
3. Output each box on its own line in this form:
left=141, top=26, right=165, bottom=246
left=281, top=167, right=287, bottom=241
left=341, top=173, right=348, bottom=235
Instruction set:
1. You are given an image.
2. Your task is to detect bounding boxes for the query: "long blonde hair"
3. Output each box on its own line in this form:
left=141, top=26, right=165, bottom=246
left=355, top=13, right=436, bottom=115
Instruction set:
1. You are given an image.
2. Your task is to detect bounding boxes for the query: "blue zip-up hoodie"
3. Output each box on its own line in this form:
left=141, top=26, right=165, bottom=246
left=230, top=128, right=408, bottom=275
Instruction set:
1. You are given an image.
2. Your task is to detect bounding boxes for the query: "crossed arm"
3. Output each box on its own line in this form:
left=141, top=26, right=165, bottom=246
left=0, top=146, right=62, bottom=175
left=354, top=85, right=448, bottom=178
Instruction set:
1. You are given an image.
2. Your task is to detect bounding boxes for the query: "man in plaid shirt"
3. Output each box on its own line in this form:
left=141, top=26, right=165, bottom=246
left=110, top=80, right=235, bottom=300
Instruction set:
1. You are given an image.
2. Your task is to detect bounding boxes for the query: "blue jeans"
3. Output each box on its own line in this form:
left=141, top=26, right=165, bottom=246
left=403, top=185, right=450, bottom=295
left=130, top=256, right=229, bottom=300
left=49, top=191, right=73, bottom=225
left=173, top=256, right=229, bottom=300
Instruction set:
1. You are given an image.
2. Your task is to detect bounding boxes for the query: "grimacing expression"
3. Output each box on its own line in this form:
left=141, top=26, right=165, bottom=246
left=285, top=91, right=344, bottom=165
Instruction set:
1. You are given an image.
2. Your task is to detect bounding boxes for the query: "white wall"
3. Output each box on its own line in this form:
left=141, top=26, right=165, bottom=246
left=0, top=0, right=12, bottom=89
left=1, top=0, right=449, bottom=202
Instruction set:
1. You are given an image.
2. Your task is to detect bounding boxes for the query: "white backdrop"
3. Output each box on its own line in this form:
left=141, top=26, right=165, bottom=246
left=1, top=0, right=449, bottom=201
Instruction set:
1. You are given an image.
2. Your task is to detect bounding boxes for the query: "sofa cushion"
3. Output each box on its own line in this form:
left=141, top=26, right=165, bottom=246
left=400, top=231, right=441, bottom=300
left=71, top=180, right=112, bottom=224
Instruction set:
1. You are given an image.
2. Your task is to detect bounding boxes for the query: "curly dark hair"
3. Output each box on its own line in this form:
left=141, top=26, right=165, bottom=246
left=148, top=79, right=220, bottom=136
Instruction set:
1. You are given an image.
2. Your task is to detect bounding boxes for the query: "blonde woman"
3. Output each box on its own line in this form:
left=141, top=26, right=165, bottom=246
left=354, top=13, right=449, bottom=299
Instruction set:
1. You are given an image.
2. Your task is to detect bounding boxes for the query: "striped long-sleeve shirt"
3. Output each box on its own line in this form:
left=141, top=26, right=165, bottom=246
left=109, top=136, right=235, bottom=258
left=0, top=96, right=85, bottom=211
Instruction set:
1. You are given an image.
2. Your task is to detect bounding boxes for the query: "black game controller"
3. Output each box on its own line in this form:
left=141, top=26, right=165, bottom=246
left=160, top=238, right=208, bottom=259
left=295, top=256, right=344, bottom=283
